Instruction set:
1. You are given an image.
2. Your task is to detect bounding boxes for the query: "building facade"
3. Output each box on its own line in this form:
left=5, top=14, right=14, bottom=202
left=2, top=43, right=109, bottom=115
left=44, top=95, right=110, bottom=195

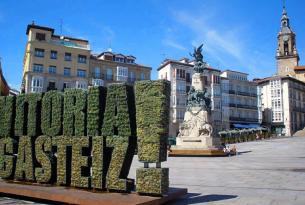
left=90, top=52, right=151, bottom=86
left=158, top=58, right=226, bottom=137
left=220, top=70, right=259, bottom=129
left=276, top=7, right=305, bottom=82
left=21, top=23, right=151, bottom=93
left=257, top=76, right=305, bottom=136
left=257, top=6, right=305, bottom=136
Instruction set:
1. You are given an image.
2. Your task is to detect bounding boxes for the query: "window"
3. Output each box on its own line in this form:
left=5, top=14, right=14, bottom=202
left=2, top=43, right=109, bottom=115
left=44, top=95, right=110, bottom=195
left=50, top=50, right=57, bottom=59
left=126, top=59, right=134, bottom=64
left=77, top=69, right=86, bottom=78
left=92, top=79, right=104, bottom=87
left=140, top=73, right=145, bottom=80
left=106, top=69, right=113, bottom=80
left=64, top=67, right=71, bottom=76
left=176, top=69, right=185, bottom=79
left=186, top=73, right=191, bottom=83
left=31, top=76, right=43, bottom=93
left=35, top=33, right=46, bottom=41
left=177, top=82, right=186, bottom=93
left=48, top=66, right=56, bottom=74
left=76, top=81, right=87, bottom=89
left=94, top=67, right=101, bottom=78
left=115, top=57, right=124, bottom=63
left=63, top=82, right=72, bottom=90
left=129, top=71, right=136, bottom=82
left=117, top=66, right=128, bottom=81
left=34, top=48, right=44, bottom=57
left=78, top=55, right=87, bottom=64
left=33, top=64, right=43, bottom=73
left=65, top=53, right=72, bottom=61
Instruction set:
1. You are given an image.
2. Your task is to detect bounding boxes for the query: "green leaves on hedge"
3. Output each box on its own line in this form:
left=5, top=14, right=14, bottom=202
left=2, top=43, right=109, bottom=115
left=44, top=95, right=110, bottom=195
left=63, top=89, right=87, bottom=136
left=101, top=84, right=136, bottom=140
left=35, top=135, right=53, bottom=183
left=71, top=136, right=90, bottom=188
left=41, top=91, right=63, bottom=136
left=136, top=168, right=169, bottom=196
left=106, top=136, right=135, bottom=192
left=15, top=136, right=35, bottom=181
left=135, top=80, right=170, bottom=163
left=0, top=137, right=16, bottom=179
left=0, top=96, right=15, bottom=138
left=87, top=86, right=107, bottom=136
left=52, top=136, right=72, bottom=185
left=15, top=93, right=42, bottom=137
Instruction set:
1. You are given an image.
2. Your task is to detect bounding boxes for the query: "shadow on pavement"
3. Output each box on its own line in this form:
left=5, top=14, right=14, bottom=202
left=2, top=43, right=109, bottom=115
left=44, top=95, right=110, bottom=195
left=168, top=193, right=238, bottom=204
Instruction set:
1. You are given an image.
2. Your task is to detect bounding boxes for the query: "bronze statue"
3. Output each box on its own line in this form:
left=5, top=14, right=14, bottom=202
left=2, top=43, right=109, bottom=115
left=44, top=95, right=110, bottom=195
left=190, top=44, right=208, bottom=74
left=190, top=44, right=204, bottom=62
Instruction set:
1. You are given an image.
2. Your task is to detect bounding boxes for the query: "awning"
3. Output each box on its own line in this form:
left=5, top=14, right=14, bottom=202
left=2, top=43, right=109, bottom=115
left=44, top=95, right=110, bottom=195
left=233, top=124, right=260, bottom=129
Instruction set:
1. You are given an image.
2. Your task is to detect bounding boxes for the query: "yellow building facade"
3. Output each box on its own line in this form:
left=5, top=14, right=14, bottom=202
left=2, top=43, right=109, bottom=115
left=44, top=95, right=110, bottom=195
left=22, top=23, right=151, bottom=93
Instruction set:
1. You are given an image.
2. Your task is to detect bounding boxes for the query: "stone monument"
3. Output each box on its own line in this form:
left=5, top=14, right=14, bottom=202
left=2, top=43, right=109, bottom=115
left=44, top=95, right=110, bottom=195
left=169, top=45, right=225, bottom=156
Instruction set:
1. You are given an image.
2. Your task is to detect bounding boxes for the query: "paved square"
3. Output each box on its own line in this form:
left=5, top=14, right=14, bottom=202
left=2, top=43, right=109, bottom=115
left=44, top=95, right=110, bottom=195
left=1, top=136, right=305, bottom=204
left=131, top=136, right=305, bottom=205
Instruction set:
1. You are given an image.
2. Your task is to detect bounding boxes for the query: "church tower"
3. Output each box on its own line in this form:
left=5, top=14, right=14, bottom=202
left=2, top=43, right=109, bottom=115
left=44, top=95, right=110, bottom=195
left=276, top=6, right=299, bottom=76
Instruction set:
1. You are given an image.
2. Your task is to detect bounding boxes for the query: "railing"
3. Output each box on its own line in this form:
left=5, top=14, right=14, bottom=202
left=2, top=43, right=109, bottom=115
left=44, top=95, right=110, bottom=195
left=236, top=104, right=258, bottom=110
left=229, top=117, right=258, bottom=123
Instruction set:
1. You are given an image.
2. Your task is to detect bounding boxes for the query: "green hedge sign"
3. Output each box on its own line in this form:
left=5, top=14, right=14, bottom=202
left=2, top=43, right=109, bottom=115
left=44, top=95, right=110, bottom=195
left=0, top=80, right=170, bottom=196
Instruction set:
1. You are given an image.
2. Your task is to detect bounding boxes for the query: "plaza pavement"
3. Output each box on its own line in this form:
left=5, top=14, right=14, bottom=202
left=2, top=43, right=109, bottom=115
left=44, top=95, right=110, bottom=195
left=1, top=136, right=305, bottom=204
left=130, top=136, right=305, bottom=205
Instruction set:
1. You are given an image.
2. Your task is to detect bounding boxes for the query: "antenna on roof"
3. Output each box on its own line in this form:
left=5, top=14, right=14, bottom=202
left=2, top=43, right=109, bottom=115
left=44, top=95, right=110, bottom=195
left=107, top=40, right=112, bottom=52
left=60, top=18, right=63, bottom=36
left=32, top=20, right=35, bottom=25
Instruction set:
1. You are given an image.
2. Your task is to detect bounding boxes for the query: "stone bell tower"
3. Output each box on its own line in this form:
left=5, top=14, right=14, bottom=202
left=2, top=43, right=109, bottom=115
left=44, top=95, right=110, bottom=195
left=276, top=5, right=299, bottom=76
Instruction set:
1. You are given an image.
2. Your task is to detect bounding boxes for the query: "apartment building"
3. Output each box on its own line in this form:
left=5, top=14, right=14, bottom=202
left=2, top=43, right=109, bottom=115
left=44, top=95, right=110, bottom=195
left=220, top=70, right=259, bottom=129
left=21, top=23, right=151, bottom=93
left=256, top=76, right=305, bottom=136
left=158, top=58, right=225, bottom=137
left=22, top=23, right=91, bottom=93
left=90, top=51, right=151, bottom=86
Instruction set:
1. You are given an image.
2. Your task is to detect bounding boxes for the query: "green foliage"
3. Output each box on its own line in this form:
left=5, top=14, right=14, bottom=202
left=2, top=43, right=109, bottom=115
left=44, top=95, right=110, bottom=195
left=136, top=168, right=169, bottom=196
left=87, top=86, right=107, bottom=136
left=41, top=91, right=63, bottom=136
left=52, top=136, right=72, bottom=185
left=35, top=135, right=53, bottom=183
left=135, top=80, right=170, bottom=163
left=92, top=136, right=106, bottom=189
left=15, top=136, right=35, bottom=181
left=14, top=93, right=42, bottom=137
left=0, top=96, right=15, bottom=138
left=101, top=83, right=136, bottom=140
left=71, top=136, right=90, bottom=188
left=63, top=89, right=87, bottom=136
left=106, top=136, right=135, bottom=192
left=0, top=137, right=16, bottom=179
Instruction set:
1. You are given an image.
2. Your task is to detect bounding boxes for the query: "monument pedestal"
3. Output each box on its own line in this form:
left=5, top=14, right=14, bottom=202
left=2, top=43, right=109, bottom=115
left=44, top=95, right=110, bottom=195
left=169, top=106, right=225, bottom=157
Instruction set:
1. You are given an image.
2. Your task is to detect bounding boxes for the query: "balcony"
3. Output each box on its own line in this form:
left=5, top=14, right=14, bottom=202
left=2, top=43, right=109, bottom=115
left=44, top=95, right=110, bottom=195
left=236, top=91, right=257, bottom=97
left=229, top=117, right=258, bottom=123
left=236, top=104, right=258, bottom=110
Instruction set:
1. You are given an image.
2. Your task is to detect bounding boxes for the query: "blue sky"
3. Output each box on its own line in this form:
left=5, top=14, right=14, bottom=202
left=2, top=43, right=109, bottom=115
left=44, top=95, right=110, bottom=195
left=0, top=0, right=305, bottom=89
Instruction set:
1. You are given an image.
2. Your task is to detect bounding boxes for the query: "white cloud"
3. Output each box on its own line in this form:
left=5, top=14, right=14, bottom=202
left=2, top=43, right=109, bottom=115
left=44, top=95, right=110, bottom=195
left=171, top=9, right=274, bottom=79
left=162, top=38, right=187, bottom=51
